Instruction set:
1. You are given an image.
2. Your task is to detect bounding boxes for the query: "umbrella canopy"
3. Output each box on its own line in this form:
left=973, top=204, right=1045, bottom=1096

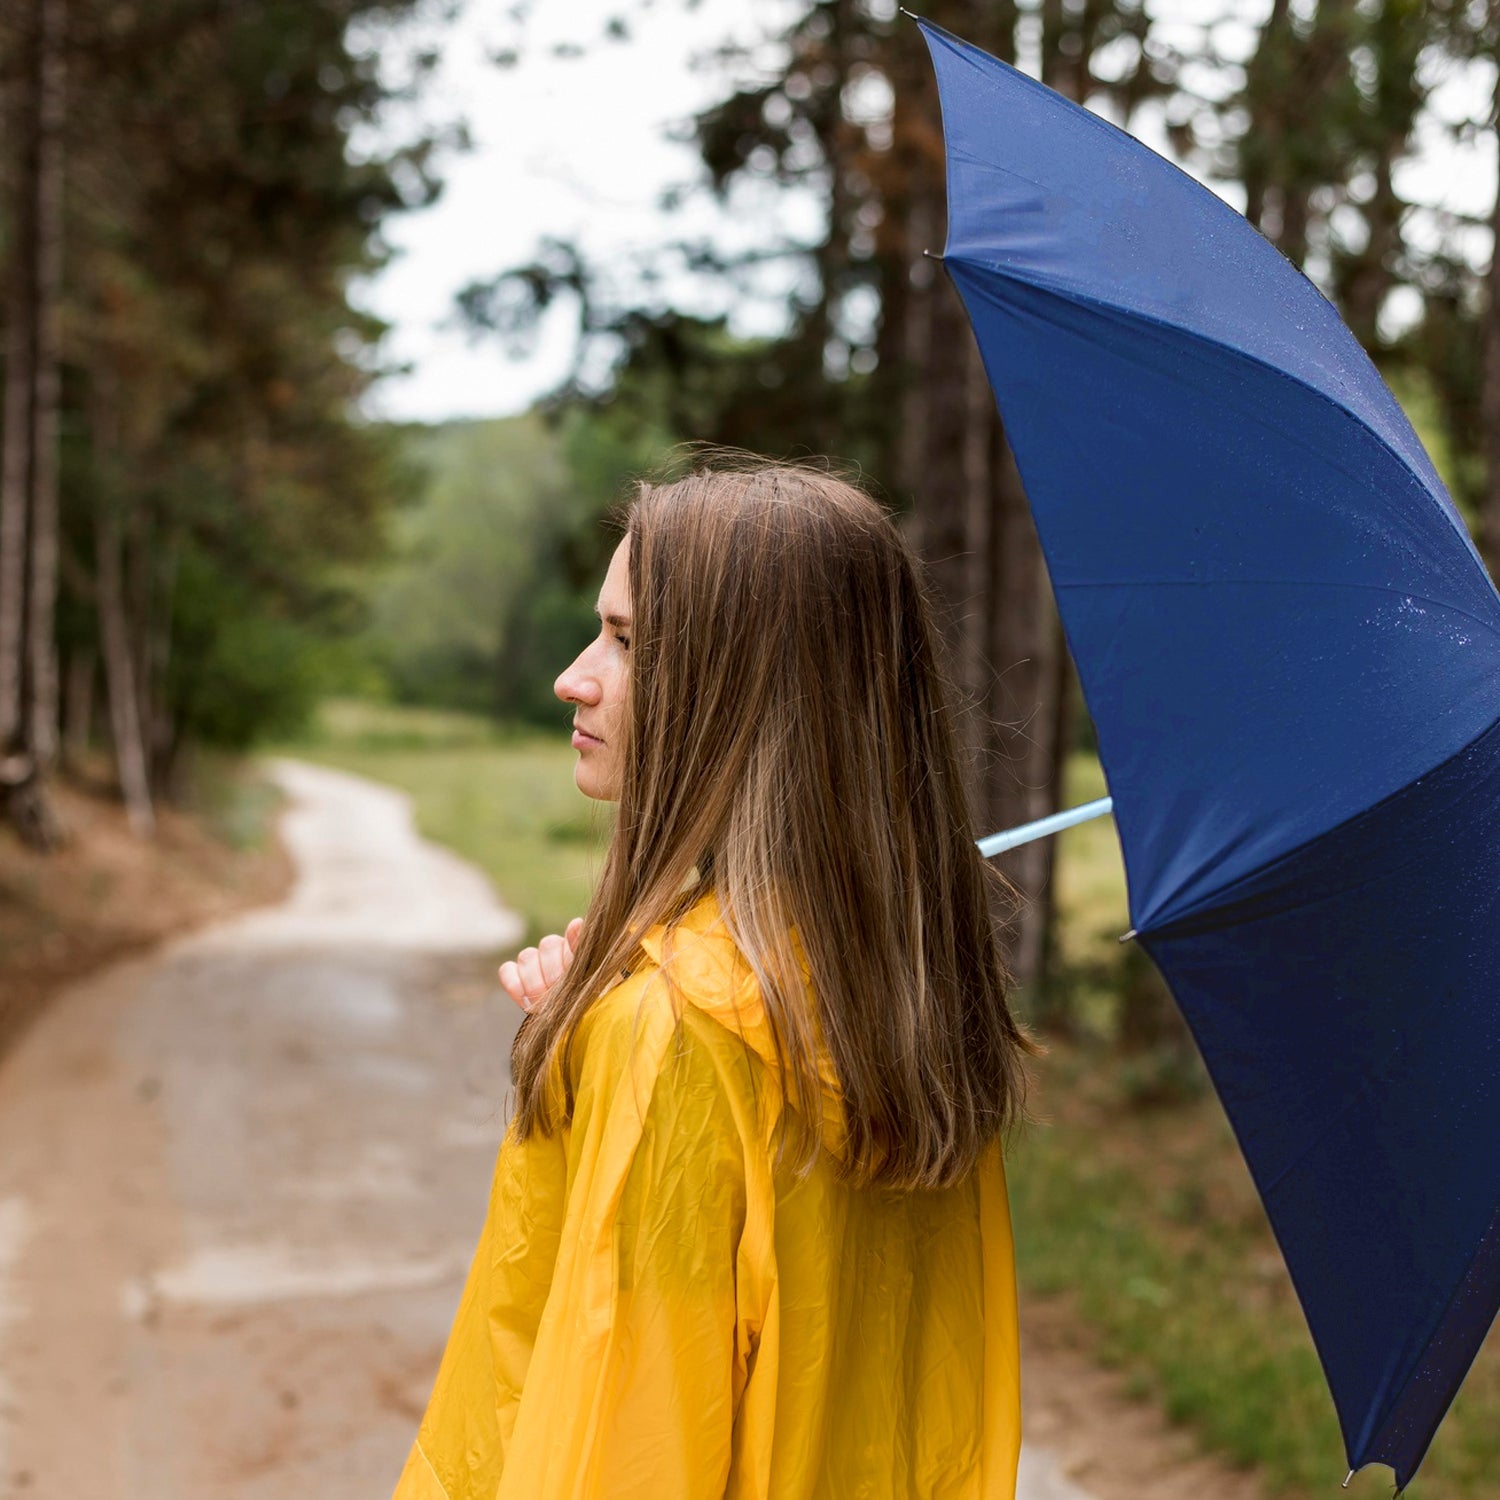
left=915, top=16, right=1500, bottom=1491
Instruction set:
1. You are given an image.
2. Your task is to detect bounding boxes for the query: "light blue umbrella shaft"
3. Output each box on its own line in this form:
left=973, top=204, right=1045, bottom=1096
left=976, top=796, right=1113, bottom=857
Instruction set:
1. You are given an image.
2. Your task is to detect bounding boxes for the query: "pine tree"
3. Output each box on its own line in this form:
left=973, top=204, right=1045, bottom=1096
left=0, top=0, right=444, bottom=839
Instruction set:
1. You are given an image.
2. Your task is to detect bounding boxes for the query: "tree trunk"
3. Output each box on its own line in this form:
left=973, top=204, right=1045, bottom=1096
left=893, top=0, right=1068, bottom=997
left=146, top=534, right=180, bottom=797
left=0, top=303, right=29, bottom=750
left=909, top=285, right=976, bottom=651
left=959, top=335, right=993, bottom=711
left=91, top=361, right=154, bottom=835
left=904, top=272, right=1069, bottom=997
left=63, top=643, right=93, bottom=765
left=1241, top=0, right=1290, bottom=234
left=979, top=412, right=1066, bottom=994
left=0, top=0, right=66, bottom=847
left=96, top=502, right=155, bottom=836
left=1035, top=635, right=1078, bottom=996
left=894, top=188, right=935, bottom=513
left=24, top=0, right=64, bottom=772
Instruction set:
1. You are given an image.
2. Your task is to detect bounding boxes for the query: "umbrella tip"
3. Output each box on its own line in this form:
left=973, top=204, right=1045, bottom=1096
left=898, top=6, right=921, bottom=18
left=1341, top=1470, right=1354, bottom=1489
left=921, top=248, right=944, bottom=260
left=1118, top=928, right=1138, bottom=944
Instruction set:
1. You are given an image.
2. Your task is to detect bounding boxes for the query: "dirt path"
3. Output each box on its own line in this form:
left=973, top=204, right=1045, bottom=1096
left=0, top=761, right=524, bottom=1498
left=0, top=759, right=1262, bottom=1500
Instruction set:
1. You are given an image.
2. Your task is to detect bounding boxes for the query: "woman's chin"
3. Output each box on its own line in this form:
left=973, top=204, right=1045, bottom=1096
left=572, top=762, right=619, bottom=803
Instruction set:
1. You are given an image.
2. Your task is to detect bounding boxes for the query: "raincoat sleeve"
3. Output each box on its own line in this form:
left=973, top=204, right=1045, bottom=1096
left=498, top=993, right=750, bottom=1499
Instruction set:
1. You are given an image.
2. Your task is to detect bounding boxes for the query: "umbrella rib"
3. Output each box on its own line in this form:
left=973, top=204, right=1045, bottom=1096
left=1255, top=1036, right=1409, bottom=1199
left=1053, top=579, right=1500, bottom=640
left=1343, top=1197, right=1500, bottom=1481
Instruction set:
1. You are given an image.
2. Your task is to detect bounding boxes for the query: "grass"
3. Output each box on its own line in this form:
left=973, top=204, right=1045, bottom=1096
left=278, top=698, right=1500, bottom=1499
left=276, top=699, right=612, bottom=944
left=186, top=748, right=289, bottom=852
left=1052, top=747, right=1130, bottom=971
left=1047, top=749, right=1135, bottom=1039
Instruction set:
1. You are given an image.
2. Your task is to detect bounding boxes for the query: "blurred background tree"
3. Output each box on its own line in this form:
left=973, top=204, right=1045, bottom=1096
left=452, top=0, right=1499, bottom=1026
left=0, top=0, right=442, bottom=840
left=4, top=0, right=1497, bottom=1033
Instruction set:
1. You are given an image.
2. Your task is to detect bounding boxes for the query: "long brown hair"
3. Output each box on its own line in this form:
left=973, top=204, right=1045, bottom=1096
left=510, top=453, right=1034, bottom=1189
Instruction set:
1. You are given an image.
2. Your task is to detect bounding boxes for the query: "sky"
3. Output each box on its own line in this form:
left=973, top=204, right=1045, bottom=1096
left=351, top=0, right=1498, bottom=427
left=350, top=0, right=816, bottom=423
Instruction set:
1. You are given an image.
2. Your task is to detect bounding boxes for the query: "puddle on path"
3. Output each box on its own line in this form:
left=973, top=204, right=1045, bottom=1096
left=122, top=1241, right=468, bottom=1317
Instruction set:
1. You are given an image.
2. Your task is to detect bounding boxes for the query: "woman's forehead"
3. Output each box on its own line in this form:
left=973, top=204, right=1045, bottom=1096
left=598, top=537, right=631, bottom=614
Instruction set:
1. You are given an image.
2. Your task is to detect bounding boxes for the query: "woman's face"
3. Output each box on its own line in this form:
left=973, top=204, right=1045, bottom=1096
left=554, top=537, right=631, bottom=802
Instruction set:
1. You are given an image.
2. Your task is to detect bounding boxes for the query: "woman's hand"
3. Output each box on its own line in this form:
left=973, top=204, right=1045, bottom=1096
left=499, top=917, right=584, bottom=1014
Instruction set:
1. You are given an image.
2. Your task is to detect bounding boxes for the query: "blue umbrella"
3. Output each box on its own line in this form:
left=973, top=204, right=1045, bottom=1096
left=917, top=15, right=1500, bottom=1492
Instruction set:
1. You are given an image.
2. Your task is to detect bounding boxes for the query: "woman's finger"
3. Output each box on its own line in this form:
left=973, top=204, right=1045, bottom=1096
left=498, top=954, right=540, bottom=1014
left=500, top=921, right=586, bottom=1016
left=538, top=933, right=567, bottom=989
left=497, top=959, right=528, bottom=1010
left=515, top=946, right=546, bottom=1000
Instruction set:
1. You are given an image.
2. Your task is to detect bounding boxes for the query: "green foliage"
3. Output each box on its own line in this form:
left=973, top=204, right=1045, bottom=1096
left=362, top=414, right=568, bottom=714
left=359, top=418, right=528, bottom=716
left=1390, top=291, right=1488, bottom=522
left=180, top=747, right=288, bottom=852
left=1388, top=364, right=1482, bottom=528
left=299, top=698, right=512, bottom=752
left=168, top=540, right=337, bottom=748
left=16, top=0, right=444, bottom=784
left=348, top=397, right=679, bottom=727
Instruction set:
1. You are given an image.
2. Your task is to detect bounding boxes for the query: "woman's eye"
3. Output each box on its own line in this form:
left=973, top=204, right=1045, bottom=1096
left=614, top=633, right=630, bottom=650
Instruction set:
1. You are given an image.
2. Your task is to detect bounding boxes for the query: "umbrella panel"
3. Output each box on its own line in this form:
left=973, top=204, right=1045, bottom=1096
left=946, top=262, right=1500, bottom=935
left=1143, top=708, right=1500, bottom=1484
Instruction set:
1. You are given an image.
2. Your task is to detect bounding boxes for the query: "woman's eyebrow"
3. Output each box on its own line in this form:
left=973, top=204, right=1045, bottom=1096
left=593, top=605, right=632, bottom=627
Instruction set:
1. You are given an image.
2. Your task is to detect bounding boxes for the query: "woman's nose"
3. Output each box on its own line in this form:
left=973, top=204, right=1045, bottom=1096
left=555, top=653, right=601, bottom=705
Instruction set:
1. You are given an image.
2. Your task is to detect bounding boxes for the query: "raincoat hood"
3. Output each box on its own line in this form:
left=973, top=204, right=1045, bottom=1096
left=636, top=888, right=850, bottom=1160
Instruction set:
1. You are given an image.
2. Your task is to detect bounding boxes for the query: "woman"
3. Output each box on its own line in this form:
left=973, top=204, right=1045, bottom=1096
left=392, top=456, right=1034, bottom=1500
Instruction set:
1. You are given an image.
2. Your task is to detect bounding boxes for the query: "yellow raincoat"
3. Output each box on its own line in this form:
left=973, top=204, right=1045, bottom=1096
left=393, top=889, right=1021, bottom=1500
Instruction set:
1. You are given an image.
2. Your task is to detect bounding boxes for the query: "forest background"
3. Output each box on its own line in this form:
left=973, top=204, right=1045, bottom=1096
left=5, top=0, right=1499, bottom=992
left=2, top=0, right=1499, bottom=1494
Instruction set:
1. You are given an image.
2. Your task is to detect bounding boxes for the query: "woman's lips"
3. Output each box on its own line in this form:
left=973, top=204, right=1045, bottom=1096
left=572, top=728, right=603, bottom=749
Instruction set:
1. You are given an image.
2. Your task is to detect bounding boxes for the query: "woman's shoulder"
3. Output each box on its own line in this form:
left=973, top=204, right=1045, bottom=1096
left=566, top=890, right=758, bottom=1040
left=562, top=962, right=764, bottom=1169
left=567, top=889, right=776, bottom=1109
left=638, top=888, right=757, bottom=998
left=636, top=888, right=796, bottom=1067
left=573, top=887, right=848, bottom=1155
